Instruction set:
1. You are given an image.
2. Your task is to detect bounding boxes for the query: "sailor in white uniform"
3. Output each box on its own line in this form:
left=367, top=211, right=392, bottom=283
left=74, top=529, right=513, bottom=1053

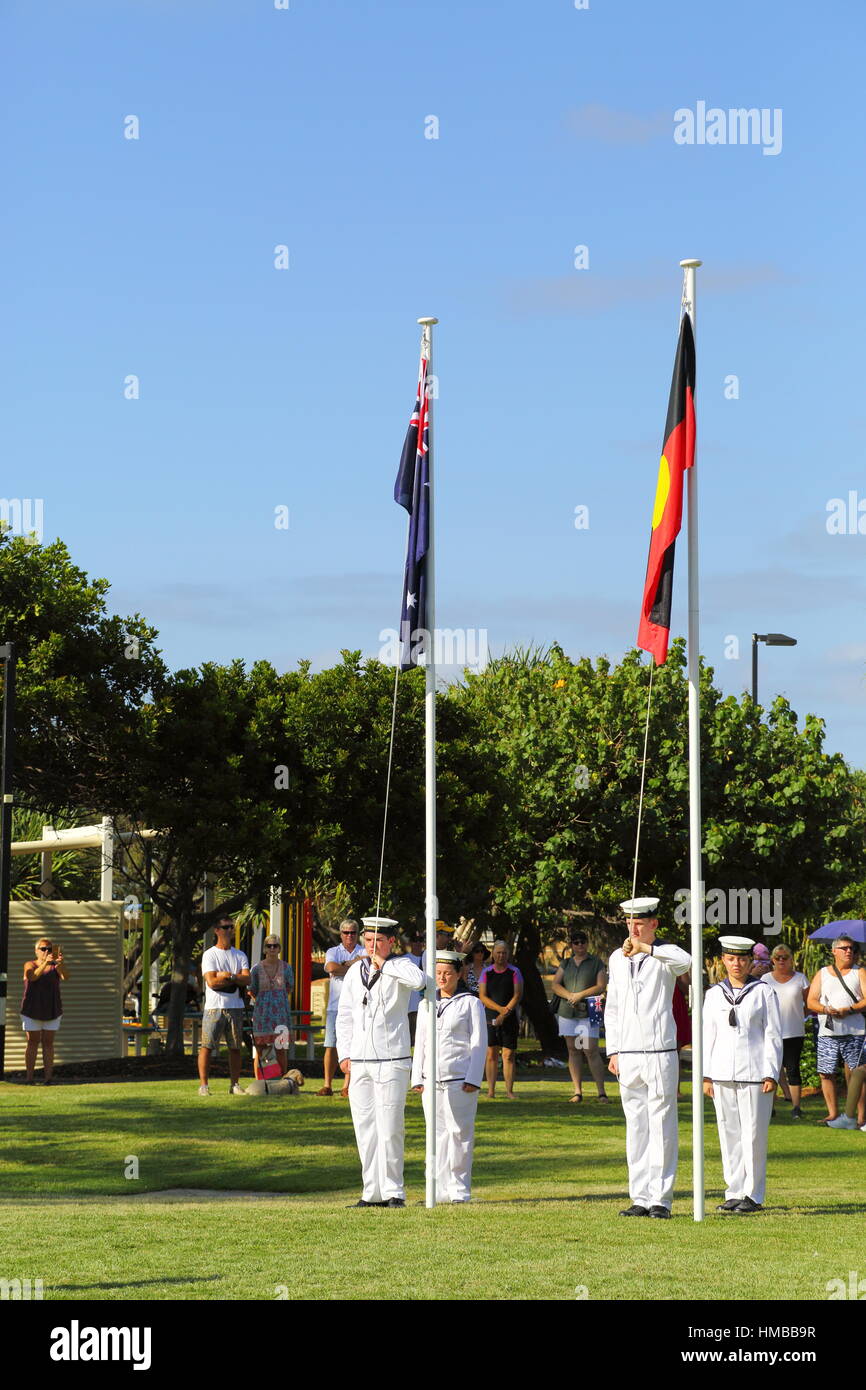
left=336, top=916, right=425, bottom=1208
left=605, top=896, right=691, bottom=1218
left=411, top=950, right=488, bottom=1204
left=703, top=935, right=783, bottom=1214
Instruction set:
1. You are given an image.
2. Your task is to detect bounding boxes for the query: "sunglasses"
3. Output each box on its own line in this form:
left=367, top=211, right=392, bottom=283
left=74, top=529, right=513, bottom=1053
left=37, top=945, right=52, bottom=951
left=341, top=930, right=358, bottom=936
left=264, top=944, right=279, bottom=950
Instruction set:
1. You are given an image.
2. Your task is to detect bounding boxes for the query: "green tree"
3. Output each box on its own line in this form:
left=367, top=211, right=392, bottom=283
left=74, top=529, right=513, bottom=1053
left=121, top=659, right=309, bottom=1052
left=286, top=652, right=500, bottom=930
left=455, top=640, right=864, bottom=1051
left=0, top=535, right=165, bottom=814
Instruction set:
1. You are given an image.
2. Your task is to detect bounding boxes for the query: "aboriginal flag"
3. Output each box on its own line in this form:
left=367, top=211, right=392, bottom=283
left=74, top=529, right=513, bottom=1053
left=637, top=314, right=696, bottom=664
left=394, top=350, right=430, bottom=669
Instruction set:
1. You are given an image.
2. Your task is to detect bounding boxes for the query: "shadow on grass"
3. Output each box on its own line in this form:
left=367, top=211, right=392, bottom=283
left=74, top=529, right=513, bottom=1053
left=53, top=1275, right=222, bottom=1292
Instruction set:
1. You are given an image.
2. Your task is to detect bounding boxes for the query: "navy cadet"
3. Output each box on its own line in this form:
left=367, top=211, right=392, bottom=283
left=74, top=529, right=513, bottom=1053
left=336, top=916, right=425, bottom=1208
left=411, top=950, right=487, bottom=1204
left=605, top=896, right=691, bottom=1218
left=703, top=935, right=783, bottom=1214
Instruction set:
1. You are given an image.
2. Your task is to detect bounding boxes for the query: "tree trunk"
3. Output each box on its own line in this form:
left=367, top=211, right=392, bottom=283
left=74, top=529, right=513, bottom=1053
left=515, top=923, right=563, bottom=1056
left=166, top=917, right=194, bottom=1056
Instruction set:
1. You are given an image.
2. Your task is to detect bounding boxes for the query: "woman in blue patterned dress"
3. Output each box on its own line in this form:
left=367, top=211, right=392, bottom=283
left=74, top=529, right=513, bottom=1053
left=248, top=935, right=294, bottom=1078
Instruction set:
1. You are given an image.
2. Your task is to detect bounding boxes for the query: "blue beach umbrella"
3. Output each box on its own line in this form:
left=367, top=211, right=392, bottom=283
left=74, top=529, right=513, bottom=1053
left=808, top=920, right=866, bottom=944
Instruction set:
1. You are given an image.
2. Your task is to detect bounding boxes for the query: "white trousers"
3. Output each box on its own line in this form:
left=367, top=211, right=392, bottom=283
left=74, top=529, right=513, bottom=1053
left=422, top=1081, right=479, bottom=1202
left=348, top=1062, right=411, bottom=1202
left=712, top=1081, right=773, bottom=1205
left=618, top=1051, right=679, bottom=1210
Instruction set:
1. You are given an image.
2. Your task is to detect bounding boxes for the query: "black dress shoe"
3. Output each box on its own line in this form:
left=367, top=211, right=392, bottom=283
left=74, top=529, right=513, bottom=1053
left=619, top=1204, right=649, bottom=1216
left=716, top=1198, right=741, bottom=1212
left=649, top=1205, right=671, bottom=1219
left=348, top=1199, right=374, bottom=1208
left=735, top=1197, right=763, bottom=1214
left=385, top=1198, right=405, bottom=1208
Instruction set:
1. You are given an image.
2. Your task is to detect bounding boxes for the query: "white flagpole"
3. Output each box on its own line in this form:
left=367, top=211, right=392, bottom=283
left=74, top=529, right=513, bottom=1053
left=418, top=315, right=439, bottom=1211
left=680, top=258, right=704, bottom=1223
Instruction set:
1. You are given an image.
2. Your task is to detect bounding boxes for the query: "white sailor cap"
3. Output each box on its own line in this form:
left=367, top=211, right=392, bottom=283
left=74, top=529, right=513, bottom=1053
left=361, top=916, right=399, bottom=934
left=718, top=935, right=755, bottom=955
left=619, top=897, right=660, bottom=918
left=435, top=950, right=464, bottom=966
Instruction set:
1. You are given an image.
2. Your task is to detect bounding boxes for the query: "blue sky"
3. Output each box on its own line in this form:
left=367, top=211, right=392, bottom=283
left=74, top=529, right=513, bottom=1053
left=3, top=0, right=866, bottom=765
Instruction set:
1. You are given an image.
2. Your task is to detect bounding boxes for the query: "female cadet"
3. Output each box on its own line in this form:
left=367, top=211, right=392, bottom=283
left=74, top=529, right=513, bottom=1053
left=703, top=936, right=783, bottom=1214
left=412, top=950, right=488, bottom=1204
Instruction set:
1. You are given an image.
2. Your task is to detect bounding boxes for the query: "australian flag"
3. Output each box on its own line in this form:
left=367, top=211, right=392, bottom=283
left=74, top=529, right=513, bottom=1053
left=394, top=350, right=430, bottom=669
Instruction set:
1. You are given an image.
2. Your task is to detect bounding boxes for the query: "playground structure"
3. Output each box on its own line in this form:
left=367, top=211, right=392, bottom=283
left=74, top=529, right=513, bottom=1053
left=7, top=819, right=316, bottom=1067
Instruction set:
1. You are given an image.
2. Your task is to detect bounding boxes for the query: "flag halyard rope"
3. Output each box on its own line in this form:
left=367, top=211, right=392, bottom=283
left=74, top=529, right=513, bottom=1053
left=630, top=661, right=656, bottom=904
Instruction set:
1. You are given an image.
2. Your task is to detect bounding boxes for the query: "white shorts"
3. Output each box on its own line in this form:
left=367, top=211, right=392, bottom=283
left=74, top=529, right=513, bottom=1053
left=557, top=1017, right=598, bottom=1042
left=22, top=1016, right=62, bottom=1032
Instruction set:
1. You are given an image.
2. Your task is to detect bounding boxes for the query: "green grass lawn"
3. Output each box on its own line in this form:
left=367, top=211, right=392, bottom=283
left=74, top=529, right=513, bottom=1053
left=1, top=1074, right=862, bottom=1301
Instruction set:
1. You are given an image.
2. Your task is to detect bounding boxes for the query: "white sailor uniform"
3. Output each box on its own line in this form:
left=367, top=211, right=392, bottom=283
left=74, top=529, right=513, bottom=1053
left=605, top=942, right=691, bottom=1211
left=703, top=977, right=782, bottom=1206
left=411, top=984, right=487, bottom=1203
left=336, top=954, right=425, bottom=1203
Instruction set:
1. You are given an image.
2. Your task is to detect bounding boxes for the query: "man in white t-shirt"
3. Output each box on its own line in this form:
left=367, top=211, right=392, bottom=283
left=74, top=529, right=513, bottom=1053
left=198, top=917, right=250, bottom=1097
left=806, top=936, right=866, bottom=1123
left=316, top=919, right=365, bottom=1098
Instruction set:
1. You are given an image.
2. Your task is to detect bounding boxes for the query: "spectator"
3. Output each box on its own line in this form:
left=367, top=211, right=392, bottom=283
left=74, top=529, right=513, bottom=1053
left=672, top=973, right=692, bottom=1099
left=551, top=930, right=608, bottom=1103
left=198, top=916, right=250, bottom=1097
left=403, top=929, right=425, bottom=1045
left=806, top=936, right=866, bottom=1125
left=765, top=944, right=810, bottom=1119
left=478, top=941, right=523, bottom=1100
left=421, top=921, right=456, bottom=975
left=317, top=919, right=364, bottom=1097
left=21, top=938, right=69, bottom=1085
left=248, top=934, right=294, bottom=1078
left=827, top=1040, right=866, bottom=1129
left=412, top=950, right=487, bottom=1203
left=749, top=943, right=773, bottom=979
left=463, top=942, right=490, bottom=997
left=453, top=917, right=478, bottom=955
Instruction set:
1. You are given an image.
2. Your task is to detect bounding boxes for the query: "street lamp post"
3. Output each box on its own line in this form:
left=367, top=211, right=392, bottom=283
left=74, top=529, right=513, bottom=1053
left=0, top=642, right=17, bottom=1079
left=751, top=632, right=797, bottom=704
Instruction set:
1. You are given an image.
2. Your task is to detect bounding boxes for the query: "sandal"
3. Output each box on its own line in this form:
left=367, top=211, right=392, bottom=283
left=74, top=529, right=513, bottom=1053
left=597, top=1095, right=610, bottom=1104
left=569, top=1093, right=583, bottom=1103
left=315, top=1086, right=333, bottom=1097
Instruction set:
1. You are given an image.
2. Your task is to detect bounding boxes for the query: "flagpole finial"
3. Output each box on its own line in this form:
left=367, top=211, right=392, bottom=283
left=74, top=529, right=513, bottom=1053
left=417, top=317, right=439, bottom=325
left=679, top=259, right=702, bottom=268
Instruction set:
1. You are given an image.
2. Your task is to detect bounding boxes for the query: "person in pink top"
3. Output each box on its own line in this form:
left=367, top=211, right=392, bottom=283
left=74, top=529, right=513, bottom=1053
left=478, top=941, right=523, bottom=1099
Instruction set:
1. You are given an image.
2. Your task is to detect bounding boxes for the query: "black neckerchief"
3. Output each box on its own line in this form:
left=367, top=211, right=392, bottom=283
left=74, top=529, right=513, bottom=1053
left=719, top=975, right=762, bottom=1027
left=361, top=961, right=384, bottom=996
